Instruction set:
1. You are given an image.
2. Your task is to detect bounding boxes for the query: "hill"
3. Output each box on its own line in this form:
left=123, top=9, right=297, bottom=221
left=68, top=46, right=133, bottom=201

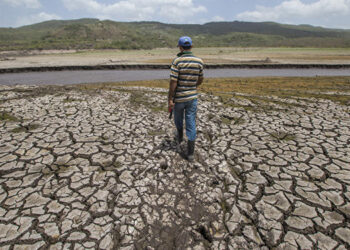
left=1, top=19, right=350, bottom=50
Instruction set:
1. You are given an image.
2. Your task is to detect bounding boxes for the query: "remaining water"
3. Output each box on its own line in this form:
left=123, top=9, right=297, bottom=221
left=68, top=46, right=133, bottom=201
left=0, top=68, right=350, bottom=85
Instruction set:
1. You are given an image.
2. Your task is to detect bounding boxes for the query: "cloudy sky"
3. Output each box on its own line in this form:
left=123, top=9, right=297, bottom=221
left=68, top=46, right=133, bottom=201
left=0, top=0, right=349, bottom=29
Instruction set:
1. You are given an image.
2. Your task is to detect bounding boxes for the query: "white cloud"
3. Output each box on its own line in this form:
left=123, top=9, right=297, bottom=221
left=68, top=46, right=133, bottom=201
left=211, top=16, right=225, bottom=22
left=199, top=15, right=226, bottom=24
left=237, top=0, right=350, bottom=28
left=16, top=12, right=61, bottom=27
left=62, top=0, right=207, bottom=22
left=1, top=0, right=41, bottom=8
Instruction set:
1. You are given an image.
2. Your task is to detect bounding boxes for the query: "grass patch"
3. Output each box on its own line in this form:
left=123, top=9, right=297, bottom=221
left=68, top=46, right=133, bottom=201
left=124, top=90, right=167, bottom=113
left=221, top=117, right=232, bottom=125
left=75, top=84, right=169, bottom=112
left=99, top=160, right=123, bottom=171
left=301, top=93, right=350, bottom=105
left=11, top=88, right=34, bottom=93
left=207, top=113, right=215, bottom=120
left=76, top=79, right=168, bottom=92
left=219, top=92, right=314, bottom=113
left=269, top=131, right=296, bottom=141
left=220, top=96, right=262, bottom=112
left=228, top=165, right=243, bottom=181
left=150, top=105, right=167, bottom=113
left=63, top=97, right=81, bottom=103
left=225, top=103, right=258, bottom=112
left=42, top=165, right=74, bottom=176
left=238, top=95, right=307, bottom=109
left=148, top=130, right=166, bottom=136
left=219, top=198, right=230, bottom=213
left=200, top=76, right=350, bottom=105
left=0, top=112, right=19, bottom=122
left=99, top=135, right=109, bottom=141
left=113, top=161, right=122, bottom=168
left=74, top=76, right=350, bottom=105
left=129, top=92, right=145, bottom=106
left=233, top=116, right=245, bottom=125
left=128, top=91, right=154, bottom=110
left=12, top=124, right=40, bottom=133
left=221, top=115, right=245, bottom=126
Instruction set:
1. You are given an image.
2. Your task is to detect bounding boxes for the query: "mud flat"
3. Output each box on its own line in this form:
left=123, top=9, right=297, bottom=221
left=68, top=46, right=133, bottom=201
left=1, top=47, right=350, bottom=72
left=0, top=80, right=349, bottom=249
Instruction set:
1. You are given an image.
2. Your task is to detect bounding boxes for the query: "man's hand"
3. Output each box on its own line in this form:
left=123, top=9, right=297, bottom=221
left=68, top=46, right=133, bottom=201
left=168, top=100, right=175, bottom=119
left=168, top=100, right=175, bottom=111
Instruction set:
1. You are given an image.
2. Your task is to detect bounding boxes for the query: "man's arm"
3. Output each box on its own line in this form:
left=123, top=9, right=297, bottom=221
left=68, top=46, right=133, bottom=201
left=168, top=79, right=177, bottom=109
left=196, top=76, right=204, bottom=87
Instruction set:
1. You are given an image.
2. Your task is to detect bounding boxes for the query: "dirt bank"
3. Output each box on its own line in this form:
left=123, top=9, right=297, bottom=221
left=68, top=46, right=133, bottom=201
left=1, top=63, right=350, bottom=74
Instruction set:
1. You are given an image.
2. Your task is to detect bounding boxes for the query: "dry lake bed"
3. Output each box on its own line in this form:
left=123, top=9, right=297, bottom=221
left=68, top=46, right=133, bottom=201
left=1, top=47, right=350, bottom=69
left=0, top=77, right=350, bottom=249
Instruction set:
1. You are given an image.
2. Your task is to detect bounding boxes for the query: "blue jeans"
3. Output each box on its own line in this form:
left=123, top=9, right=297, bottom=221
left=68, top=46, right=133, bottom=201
left=174, top=98, right=198, bottom=141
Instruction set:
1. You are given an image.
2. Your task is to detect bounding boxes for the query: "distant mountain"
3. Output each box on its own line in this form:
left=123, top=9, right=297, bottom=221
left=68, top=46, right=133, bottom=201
left=1, top=19, right=350, bottom=50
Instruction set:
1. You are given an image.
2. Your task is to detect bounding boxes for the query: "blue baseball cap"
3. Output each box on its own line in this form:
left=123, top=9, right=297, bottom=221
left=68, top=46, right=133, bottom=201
left=178, top=36, right=192, bottom=47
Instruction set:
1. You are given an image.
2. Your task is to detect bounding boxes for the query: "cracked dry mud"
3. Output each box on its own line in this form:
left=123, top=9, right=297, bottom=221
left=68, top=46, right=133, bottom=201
left=0, top=84, right=349, bottom=250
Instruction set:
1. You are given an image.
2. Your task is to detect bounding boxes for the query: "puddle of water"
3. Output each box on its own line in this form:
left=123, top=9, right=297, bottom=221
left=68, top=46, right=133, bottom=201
left=0, top=68, right=350, bottom=85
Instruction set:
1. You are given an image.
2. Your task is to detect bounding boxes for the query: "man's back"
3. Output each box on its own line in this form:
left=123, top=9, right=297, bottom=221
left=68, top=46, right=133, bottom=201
left=170, top=51, right=204, bottom=103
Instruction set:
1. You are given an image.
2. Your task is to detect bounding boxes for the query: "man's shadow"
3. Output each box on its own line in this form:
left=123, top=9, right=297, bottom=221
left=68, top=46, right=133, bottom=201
left=158, top=135, right=187, bottom=160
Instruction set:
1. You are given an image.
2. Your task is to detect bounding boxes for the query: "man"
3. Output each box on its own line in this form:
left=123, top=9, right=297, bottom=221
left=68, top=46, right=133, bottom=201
left=168, top=36, right=204, bottom=162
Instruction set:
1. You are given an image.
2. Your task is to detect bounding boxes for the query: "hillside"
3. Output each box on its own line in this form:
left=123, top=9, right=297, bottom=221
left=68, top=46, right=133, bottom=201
left=1, top=19, right=350, bottom=50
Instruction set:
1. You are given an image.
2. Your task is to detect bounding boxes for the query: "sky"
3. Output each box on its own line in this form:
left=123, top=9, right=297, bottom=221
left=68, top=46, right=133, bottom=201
left=0, top=0, right=349, bottom=29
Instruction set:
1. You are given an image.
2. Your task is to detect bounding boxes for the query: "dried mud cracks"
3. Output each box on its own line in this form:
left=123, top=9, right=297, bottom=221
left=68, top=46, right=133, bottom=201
left=0, top=85, right=349, bottom=249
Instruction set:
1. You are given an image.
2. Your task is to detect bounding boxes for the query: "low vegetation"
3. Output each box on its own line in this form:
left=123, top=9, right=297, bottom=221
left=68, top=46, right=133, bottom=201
left=269, top=131, right=296, bottom=141
left=11, top=124, right=40, bottom=133
left=148, top=130, right=166, bottom=136
left=77, top=76, right=350, bottom=106
left=1, top=19, right=350, bottom=51
left=0, top=112, right=19, bottom=122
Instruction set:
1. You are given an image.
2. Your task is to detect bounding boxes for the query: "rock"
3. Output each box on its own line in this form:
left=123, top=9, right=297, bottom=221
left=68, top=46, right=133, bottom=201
left=335, top=228, right=350, bottom=244
left=67, top=232, right=86, bottom=241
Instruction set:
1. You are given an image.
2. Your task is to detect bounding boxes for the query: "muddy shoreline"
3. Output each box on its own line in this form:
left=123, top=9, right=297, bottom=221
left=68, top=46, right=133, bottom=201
left=1, top=63, right=350, bottom=74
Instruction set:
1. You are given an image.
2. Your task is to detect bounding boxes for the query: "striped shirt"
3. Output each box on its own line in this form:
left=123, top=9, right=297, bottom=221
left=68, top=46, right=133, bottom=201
left=170, top=51, right=204, bottom=103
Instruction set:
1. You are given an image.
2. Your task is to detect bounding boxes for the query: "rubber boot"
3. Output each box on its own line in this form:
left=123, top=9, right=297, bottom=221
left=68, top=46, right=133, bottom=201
left=187, top=140, right=195, bottom=162
left=177, top=129, right=183, bottom=144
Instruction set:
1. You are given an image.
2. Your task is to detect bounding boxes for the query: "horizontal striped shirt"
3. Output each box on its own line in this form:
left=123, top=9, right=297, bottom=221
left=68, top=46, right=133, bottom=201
left=170, top=51, right=204, bottom=103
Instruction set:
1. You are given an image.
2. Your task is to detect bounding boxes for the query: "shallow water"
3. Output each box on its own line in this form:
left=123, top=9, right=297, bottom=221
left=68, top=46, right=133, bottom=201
left=0, top=68, right=350, bottom=85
